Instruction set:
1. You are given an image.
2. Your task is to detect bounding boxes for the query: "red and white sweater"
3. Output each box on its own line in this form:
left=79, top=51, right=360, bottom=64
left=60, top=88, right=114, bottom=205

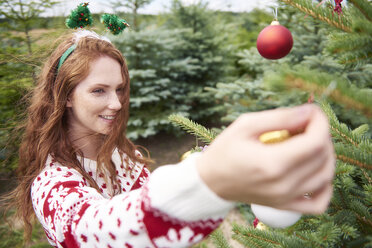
left=31, top=149, right=234, bottom=248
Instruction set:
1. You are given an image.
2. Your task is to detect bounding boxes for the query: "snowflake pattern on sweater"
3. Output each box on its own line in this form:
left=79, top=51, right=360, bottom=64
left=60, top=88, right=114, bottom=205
left=31, top=150, right=234, bottom=248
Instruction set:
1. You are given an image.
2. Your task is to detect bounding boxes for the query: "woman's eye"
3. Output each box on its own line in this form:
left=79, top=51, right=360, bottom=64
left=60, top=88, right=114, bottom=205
left=93, top=89, right=104, bottom=93
left=116, top=88, right=124, bottom=93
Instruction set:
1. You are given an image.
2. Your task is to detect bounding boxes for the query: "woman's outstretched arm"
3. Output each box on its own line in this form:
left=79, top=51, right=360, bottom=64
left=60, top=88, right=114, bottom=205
left=31, top=153, right=233, bottom=248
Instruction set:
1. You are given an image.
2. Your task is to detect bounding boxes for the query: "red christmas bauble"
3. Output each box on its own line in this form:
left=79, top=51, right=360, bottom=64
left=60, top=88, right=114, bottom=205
left=256, top=21, right=293, bottom=60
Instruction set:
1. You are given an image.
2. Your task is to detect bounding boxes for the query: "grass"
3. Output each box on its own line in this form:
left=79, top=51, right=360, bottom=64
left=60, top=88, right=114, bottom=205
left=0, top=210, right=50, bottom=248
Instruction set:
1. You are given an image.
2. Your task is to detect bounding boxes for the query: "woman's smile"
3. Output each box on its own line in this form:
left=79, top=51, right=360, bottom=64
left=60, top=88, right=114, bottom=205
left=99, top=115, right=116, bottom=123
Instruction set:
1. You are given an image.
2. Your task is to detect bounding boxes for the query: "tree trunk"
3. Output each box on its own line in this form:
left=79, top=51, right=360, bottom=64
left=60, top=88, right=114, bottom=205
left=24, top=26, right=32, bottom=55
left=133, top=4, right=138, bottom=30
left=24, top=24, right=37, bottom=83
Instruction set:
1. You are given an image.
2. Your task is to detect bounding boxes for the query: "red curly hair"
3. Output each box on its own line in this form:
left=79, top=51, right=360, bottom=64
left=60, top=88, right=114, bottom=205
left=2, top=31, right=151, bottom=241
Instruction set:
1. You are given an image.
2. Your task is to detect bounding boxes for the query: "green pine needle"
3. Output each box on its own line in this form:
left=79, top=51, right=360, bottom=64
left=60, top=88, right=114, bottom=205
left=318, top=100, right=371, bottom=151
left=210, top=229, right=232, bottom=248
left=168, top=114, right=217, bottom=144
left=279, top=0, right=352, bottom=32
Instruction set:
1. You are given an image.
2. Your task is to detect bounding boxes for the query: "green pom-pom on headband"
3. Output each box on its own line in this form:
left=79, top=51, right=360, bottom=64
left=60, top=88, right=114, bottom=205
left=101, top=13, right=130, bottom=35
left=66, top=2, right=93, bottom=29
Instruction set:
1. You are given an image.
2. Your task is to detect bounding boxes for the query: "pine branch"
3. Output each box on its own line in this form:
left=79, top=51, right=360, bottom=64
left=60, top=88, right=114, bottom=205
left=349, top=0, right=372, bottom=22
left=361, top=168, right=372, bottom=185
left=231, top=224, right=305, bottom=248
left=335, top=162, right=356, bottom=179
left=327, top=33, right=371, bottom=53
left=266, top=67, right=372, bottom=118
left=168, top=114, right=217, bottom=144
left=232, top=228, right=281, bottom=248
left=318, top=100, right=371, bottom=150
left=210, top=229, right=232, bottom=248
left=335, top=143, right=372, bottom=170
left=332, top=186, right=350, bottom=213
left=279, top=0, right=352, bottom=32
left=333, top=48, right=372, bottom=65
left=280, top=0, right=372, bottom=65
left=340, top=53, right=372, bottom=65
left=0, top=53, right=40, bottom=68
left=336, top=155, right=371, bottom=170
left=352, top=18, right=372, bottom=34
left=350, top=200, right=372, bottom=228
left=352, top=124, right=369, bottom=136
left=294, top=230, right=332, bottom=247
left=326, top=14, right=372, bottom=65
left=332, top=171, right=369, bottom=211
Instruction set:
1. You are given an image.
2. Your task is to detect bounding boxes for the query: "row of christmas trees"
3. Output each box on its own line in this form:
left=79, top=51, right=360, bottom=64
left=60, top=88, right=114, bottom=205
left=169, top=0, right=371, bottom=247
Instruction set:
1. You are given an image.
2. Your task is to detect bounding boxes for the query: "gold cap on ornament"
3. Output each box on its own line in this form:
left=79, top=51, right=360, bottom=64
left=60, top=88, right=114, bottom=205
left=256, top=221, right=268, bottom=230
left=259, top=130, right=290, bottom=144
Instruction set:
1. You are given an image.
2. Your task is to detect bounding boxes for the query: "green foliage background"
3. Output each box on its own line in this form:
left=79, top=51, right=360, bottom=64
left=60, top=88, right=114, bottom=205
left=0, top=0, right=371, bottom=247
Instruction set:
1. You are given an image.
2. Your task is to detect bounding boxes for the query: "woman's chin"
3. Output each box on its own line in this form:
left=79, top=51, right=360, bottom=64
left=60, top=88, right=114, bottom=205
left=99, top=126, right=114, bottom=135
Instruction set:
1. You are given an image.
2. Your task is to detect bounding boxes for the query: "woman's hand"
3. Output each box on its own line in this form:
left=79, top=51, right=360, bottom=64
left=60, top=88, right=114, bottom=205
left=196, top=104, right=335, bottom=214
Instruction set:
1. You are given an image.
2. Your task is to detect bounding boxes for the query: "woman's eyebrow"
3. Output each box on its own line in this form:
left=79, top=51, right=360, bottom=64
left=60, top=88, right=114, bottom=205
left=90, top=82, right=124, bottom=88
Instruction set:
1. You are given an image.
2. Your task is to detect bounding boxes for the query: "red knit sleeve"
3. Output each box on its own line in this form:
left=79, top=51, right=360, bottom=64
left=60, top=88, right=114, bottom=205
left=31, top=154, right=233, bottom=248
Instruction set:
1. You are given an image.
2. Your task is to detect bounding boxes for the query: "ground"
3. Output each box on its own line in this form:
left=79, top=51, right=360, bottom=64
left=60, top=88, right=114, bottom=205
left=135, top=131, right=198, bottom=169
left=137, top=132, right=248, bottom=248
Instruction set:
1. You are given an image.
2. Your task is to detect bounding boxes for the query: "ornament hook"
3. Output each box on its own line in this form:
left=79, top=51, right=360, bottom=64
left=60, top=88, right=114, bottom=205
left=272, top=7, right=278, bottom=21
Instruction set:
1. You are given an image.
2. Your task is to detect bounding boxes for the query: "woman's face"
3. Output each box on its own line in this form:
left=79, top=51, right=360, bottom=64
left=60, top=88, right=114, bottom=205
left=66, top=56, right=124, bottom=136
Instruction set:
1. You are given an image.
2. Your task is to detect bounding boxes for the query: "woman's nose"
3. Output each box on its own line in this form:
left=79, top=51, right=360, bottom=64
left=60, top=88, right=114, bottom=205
left=108, top=92, right=122, bottom=110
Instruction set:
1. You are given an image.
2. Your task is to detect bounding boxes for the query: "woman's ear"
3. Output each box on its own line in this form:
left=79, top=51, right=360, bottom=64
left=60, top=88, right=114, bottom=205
left=66, top=97, right=72, bottom=107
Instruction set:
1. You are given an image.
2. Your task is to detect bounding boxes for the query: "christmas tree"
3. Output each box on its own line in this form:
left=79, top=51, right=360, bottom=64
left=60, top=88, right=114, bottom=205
left=170, top=0, right=372, bottom=247
left=111, top=1, right=233, bottom=139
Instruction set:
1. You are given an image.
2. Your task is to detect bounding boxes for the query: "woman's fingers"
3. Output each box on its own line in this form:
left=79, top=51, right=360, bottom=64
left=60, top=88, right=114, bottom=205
left=256, top=106, right=334, bottom=210
left=253, top=108, right=332, bottom=193
left=272, top=142, right=335, bottom=212
left=197, top=104, right=335, bottom=215
left=278, top=150, right=329, bottom=199
left=274, top=106, right=330, bottom=169
left=277, top=183, right=333, bottom=214
left=293, top=146, right=335, bottom=198
left=235, top=104, right=314, bottom=138
left=287, top=138, right=334, bottom=196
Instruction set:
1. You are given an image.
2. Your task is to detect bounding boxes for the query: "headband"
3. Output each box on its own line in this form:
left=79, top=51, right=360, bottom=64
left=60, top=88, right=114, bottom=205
left=56, top=30, right=112, bottom=72
left=57, top=2, right=129, bottom=73
left=57, top=44, right=76, bottom=72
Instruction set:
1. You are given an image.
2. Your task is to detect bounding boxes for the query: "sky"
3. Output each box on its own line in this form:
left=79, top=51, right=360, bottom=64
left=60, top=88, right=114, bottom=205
left=48, top=0, right=279, bottom=16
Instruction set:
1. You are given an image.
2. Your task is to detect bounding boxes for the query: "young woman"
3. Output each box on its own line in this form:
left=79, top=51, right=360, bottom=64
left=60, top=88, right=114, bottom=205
left=4, top=30, right=335, bottom=247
